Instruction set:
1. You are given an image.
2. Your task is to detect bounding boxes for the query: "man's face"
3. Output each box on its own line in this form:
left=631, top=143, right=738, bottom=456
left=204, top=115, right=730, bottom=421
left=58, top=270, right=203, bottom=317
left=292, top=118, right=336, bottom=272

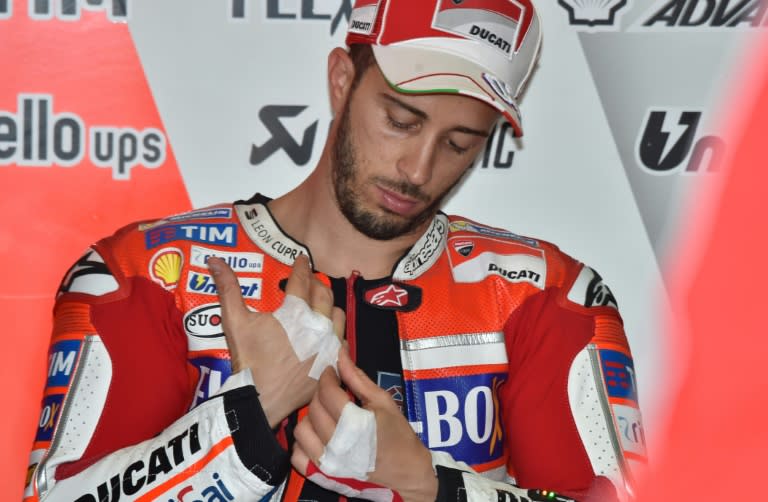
left=331, top=63, right=499, bottom=241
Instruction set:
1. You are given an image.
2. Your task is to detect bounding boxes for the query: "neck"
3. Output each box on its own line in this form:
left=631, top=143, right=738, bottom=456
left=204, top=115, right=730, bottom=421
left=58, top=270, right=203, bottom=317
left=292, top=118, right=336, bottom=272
left=268, top=151, right=429, bottom=279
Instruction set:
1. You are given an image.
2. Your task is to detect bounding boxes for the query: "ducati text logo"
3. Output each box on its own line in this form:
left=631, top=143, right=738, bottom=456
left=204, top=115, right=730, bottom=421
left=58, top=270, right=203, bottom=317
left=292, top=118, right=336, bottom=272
left=557, top=0, right=628, bottom=30
left=75, top=423, right=202, bottom=502
left=633, top=0, right=768, bottom=30
left=0, top=94, right=166, bottom=179
left=250, top=106, right=319, bottom=166
left=636, top=108, right=725, bottom=174
left=228, top=0, right=353, bottom=35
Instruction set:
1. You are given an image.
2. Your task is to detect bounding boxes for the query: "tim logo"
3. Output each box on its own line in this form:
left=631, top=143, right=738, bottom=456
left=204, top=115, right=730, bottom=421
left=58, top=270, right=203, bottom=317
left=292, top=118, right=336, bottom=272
left=637, top=108, right=725, bottom=174
left=47, top=340, right=81, bottom=387
left=250, top=105, right=319, bottom=166
left=557, top=0, right=628, bottom=30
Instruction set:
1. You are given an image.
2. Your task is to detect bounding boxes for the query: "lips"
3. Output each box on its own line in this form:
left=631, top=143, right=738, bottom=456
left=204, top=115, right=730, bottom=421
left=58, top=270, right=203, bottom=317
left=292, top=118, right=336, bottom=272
left=376, top=185, right=420, bottom=216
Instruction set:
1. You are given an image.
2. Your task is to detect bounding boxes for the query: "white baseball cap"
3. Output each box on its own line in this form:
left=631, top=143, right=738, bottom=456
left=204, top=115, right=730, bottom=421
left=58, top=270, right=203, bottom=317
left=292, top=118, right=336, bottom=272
left=346, top=0, right=542, bottom=136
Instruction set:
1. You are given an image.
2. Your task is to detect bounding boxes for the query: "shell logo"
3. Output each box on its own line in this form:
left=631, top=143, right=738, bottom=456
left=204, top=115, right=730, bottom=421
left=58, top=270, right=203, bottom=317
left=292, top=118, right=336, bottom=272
left=149, top=247, right=184, bottom=290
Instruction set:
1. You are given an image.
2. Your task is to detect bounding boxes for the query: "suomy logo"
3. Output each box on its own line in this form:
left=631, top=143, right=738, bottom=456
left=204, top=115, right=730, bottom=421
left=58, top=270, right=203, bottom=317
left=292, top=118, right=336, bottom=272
left=636, top=108, right=724, bottom=174
left=250, top=105, right=320, bottom=166
left=228, top=0, right=353, bottom=35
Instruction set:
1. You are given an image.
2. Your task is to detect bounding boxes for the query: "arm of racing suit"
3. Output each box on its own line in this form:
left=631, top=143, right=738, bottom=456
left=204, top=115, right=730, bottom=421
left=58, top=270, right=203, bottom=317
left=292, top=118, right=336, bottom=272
left=23, top=247, right=290, bottom=501
left=431, top=265, right=646, bottom=502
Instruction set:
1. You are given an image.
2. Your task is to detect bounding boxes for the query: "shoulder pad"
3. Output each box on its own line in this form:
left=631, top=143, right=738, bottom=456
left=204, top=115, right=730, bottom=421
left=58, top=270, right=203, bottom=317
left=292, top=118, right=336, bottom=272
left=58, top=249, right=119, bottom=297
left=567, top=266, right=619, bottom=309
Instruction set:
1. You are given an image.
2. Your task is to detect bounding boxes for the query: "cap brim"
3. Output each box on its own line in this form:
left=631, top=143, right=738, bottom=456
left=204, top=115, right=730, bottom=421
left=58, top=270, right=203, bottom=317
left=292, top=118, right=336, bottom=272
left=372, top=44, right=523, bottom=136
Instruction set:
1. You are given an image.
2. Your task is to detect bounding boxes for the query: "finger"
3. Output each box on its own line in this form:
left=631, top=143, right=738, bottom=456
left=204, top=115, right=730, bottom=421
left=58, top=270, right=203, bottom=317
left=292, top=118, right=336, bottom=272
left=308, top=276, right=334, bottom=319
left=330, top=307, right=345, bottom=341
left=208, top=257, right=248, bottom=321
left=308, top=385, right=341, bottom=444
left=293, top=415, right=327, bottom=466
left=284, top=254, right=312, bottom=300
left=290, top=443, right=311, bottom=476
left=337, top=348, right=383, bottom=407
left=316, top=365, right=351, bottom=422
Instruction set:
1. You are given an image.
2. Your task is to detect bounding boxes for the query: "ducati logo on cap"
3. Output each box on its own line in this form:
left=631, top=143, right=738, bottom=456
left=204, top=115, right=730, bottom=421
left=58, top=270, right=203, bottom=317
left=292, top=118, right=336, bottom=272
left=433, top=0, right=535, bottom=57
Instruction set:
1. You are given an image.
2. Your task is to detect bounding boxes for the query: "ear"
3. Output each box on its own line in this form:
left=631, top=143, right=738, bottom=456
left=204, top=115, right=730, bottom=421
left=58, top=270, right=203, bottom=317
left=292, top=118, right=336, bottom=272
left=327, top=47, right=356, bottom=116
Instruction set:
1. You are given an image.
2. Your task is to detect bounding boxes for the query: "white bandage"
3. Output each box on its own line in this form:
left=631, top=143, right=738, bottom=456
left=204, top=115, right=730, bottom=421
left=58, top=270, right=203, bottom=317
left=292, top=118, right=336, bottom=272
left=272, top=294, right=340, bottom=379
left=318, top=402, right=377, bottom=480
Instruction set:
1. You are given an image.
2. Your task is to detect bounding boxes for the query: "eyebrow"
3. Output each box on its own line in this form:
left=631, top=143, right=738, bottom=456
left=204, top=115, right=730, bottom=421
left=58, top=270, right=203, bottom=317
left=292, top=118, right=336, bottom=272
left=379, top=93, right=491, bottom=138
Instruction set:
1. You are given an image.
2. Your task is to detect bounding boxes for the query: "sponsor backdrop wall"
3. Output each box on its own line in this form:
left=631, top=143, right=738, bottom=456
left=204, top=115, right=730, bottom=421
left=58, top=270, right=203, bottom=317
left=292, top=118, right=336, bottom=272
left=0, top=0, right=758, bottom=497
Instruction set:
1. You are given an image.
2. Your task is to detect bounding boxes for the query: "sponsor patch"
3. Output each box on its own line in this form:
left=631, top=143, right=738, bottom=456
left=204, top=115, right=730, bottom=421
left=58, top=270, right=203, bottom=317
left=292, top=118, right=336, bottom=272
left=396, top=216, right=447, bottom=279
left=186, top=272, right=261, bottom=299
left=378, top=371, right=404, bottom=412
left=599, top=350, right=637, bottom=402
left=149, top=247, right=184, bottom=290
left=75, top=423, right=202, bottom=500
left=145, top=223, right=237, bottom=249
left=47, top=339, right=81, bottom=387
left=449, top=220, right=539, bottom=247
left=138, top=208, right=233, bottom=231
left=36, top=394, right=64, bottom=442
left=348, top=0, right=380, bottom=34
left=190, top=245, right=263, bottom=273
left=362, top=283, right=422, bottom=311
left=406, top=373, right=506, bottom=468
left=433, top=0, right=534, bottom=55
left=23, top=449, right=45, bottom=497
left=451, top=251, right=546, bottom=288
left=190, top=356, right=233, bottom=408
left=171, top=472, right=235, bottom=502
left=453, top=240, right=475, bottom=257
left=184, top=304, right=224, bottom=339
left=612, top=404, right=647, bottom=457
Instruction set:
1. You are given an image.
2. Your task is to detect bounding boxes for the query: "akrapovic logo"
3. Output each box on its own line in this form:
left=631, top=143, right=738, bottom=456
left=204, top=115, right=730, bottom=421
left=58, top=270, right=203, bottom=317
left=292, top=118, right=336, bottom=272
left=631, top=0, right=768, bottom=30
left=557, top=0, right=628, bottom=31
left=0, top=94, right=166, bottom=179
left=228, top=0, right=353, bottom=35
left=636, top=108, right=724, bottom=174
left=250, top=105, right=322, bottom=167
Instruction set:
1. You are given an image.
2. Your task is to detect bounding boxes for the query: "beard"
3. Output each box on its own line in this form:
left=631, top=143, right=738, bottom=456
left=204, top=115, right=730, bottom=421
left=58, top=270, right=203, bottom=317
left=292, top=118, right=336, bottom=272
left=331, top=101, right=462, bottom=241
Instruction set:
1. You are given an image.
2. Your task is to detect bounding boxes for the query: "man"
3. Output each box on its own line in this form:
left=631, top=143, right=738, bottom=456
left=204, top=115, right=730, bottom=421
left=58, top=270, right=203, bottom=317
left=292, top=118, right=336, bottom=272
left=25, top=1, right=645, bottom=501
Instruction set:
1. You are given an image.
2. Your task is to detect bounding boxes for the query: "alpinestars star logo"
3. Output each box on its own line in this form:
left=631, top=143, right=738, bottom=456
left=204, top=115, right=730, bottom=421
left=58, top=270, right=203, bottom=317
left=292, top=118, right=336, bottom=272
left=557, top=0, right=628, bottom=31
left=249, top=105, right=318, bottom=166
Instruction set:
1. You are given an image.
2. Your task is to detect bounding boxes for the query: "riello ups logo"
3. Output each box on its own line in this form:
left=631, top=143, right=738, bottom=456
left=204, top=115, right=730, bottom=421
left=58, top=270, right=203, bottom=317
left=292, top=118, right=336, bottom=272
left=0, top=94, right=167, bottom=180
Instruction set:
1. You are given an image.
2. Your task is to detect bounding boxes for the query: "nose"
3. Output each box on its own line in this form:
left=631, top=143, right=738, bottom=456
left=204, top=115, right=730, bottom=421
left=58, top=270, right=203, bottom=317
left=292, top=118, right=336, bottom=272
left=396, top=139, right=437, bottom=187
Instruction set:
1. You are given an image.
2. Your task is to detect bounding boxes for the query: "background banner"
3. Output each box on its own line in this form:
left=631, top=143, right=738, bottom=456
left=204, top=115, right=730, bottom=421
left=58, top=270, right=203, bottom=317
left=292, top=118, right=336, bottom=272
left=1, top=0, right=759, bottom=497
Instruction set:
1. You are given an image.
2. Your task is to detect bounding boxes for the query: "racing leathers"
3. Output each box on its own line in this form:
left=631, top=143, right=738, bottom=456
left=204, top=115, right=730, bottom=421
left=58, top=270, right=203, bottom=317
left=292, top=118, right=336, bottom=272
left=25, top=194, right=647, bottom=501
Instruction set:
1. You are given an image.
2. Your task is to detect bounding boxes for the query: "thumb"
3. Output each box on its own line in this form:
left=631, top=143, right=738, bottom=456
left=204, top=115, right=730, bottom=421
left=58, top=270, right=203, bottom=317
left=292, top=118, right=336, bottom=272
left=337, top=347, right=380, bottom=406
left=208, top=257, right=247, bottom=321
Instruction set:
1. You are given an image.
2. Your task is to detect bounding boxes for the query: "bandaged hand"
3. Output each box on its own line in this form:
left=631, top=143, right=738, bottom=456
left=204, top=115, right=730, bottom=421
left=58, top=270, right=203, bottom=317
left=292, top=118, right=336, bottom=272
left=209, top=254, right=344, bottom=428
left=291, top=349, right=438, bottom=502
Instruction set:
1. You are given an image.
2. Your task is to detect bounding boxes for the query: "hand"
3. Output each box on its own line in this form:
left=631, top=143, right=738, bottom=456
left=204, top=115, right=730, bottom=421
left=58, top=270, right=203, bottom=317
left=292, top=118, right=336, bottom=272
left=209, top=254, right=344, bottom=428
left=292, top=349, right=438, bottom=502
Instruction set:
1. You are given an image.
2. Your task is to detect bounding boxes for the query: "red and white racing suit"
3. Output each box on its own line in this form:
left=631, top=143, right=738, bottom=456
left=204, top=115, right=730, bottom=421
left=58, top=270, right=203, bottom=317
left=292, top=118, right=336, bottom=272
left=24, top=194, right=646, bottom=501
